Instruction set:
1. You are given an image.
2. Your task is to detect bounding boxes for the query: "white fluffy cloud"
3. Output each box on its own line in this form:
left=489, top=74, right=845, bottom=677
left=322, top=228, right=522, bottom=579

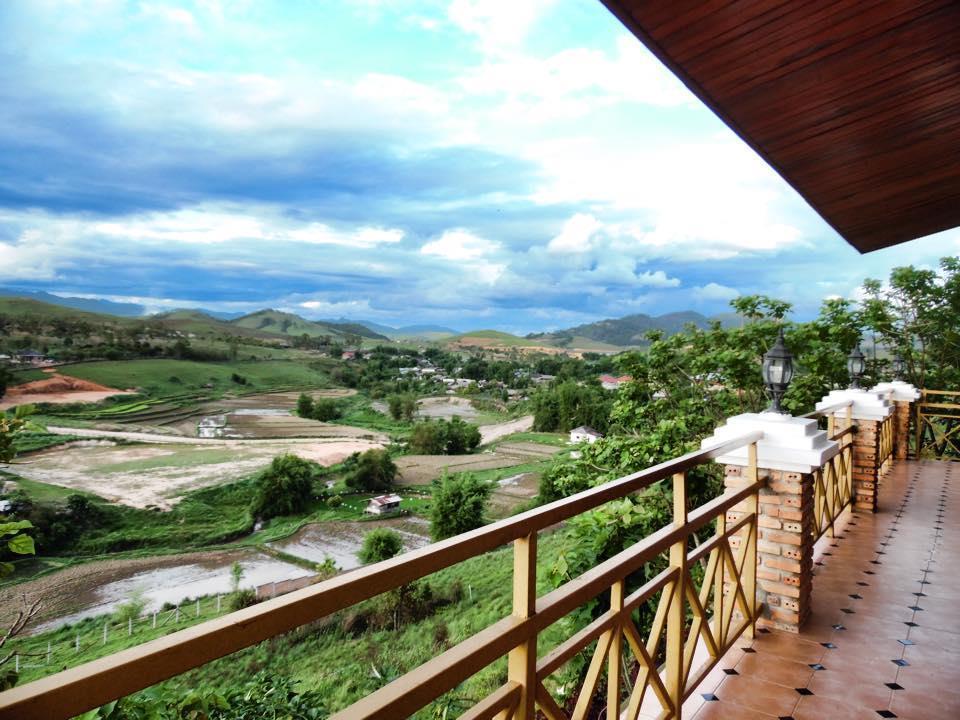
left=448, top=0, right=556, bottom=54
left=421, top=229, right=499, bottom=260
left=693, top=282, right=739, bottom=301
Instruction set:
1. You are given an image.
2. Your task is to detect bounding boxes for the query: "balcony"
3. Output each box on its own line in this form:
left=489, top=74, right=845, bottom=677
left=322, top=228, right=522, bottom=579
left=0, top=382, right=955, bottom=719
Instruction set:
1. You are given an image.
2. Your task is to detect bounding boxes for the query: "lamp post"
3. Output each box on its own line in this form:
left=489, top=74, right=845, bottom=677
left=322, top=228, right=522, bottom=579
left=847, top=341, right=866, bottom=389
left=892, top=353, right=906, bottom=381
left=762, top=326, right=794, bottom=413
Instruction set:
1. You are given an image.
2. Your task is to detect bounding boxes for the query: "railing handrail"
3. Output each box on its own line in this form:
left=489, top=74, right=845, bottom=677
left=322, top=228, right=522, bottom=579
left=800, top=399, right=854, bottom=419
left=0, top=430, right=763, bottom=720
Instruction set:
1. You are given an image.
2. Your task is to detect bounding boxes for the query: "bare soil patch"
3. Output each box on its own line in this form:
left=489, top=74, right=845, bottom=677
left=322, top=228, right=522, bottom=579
left=11, top=438, right=384, bottom=508
left=395, top=452, right=528, bottom=485
left=416, top=396, right=479, bottom=420
left=479, top=415, right=534, bottom=445
left=1, top=373, right=135, bottom=410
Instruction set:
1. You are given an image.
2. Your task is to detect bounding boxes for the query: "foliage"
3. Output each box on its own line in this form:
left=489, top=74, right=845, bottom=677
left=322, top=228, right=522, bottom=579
left=0, top=364, right=9, bottom=401
left=345, top=449, right=397, bottom=493
left=430, top=472, right=492, bottom=540
left=228, top=589, right=259, bottom=612
left=358, top=528, right=403, bottom=564
left=311, top=398, right=342, bottom=422
left=0, top=519, right=35, bottom=577
left=250, top=455, right=318, bottom=520
left=387, top=394, right=417, bottom=422
left=230, top=562, right=244, bottom=594
left=530, top=380, right=612, bottom=433
left=79, top=672, right=327, bottom=720
left=114, top=589, right=148, bottom=624
left=296, top=392, right=314, bottom=418
left=409, top=417, right=481, bottom=455
left=0, top=405, right=44, bottom=463
left=860, top=257, right=960, bottom=388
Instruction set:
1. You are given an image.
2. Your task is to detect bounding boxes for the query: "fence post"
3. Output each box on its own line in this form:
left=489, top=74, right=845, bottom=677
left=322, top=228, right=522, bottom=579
left=14, top=654, right=18, bottom=674
left=46, top=641, right=51, bottom=666
left=153, top=612, right=157, bottom=629
left=75, top=634, right=79, bottom=653
left=506, top=532, right=537, bottom=720
left=666, top=471, right=687, bottom=718
left=196, top=598, right=201, bottom=617
left=175, top=605, right=180, bottom=623
left=217, top=594, right=221, bottom=613
left=272, top=581, right=277, bottom=598
left=607, top=579, right=625, bottom=718
left=128, top=618, right=133, bottom=636
left=102, top=623, right=108, bottom=645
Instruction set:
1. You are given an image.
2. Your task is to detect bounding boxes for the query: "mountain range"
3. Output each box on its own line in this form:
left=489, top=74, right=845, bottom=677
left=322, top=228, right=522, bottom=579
left=0, top=288, right=742, bottom=349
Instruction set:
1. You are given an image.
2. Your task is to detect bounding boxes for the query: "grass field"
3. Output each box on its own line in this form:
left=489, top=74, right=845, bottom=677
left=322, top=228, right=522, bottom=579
left=62, top=359, right=332, bottom=398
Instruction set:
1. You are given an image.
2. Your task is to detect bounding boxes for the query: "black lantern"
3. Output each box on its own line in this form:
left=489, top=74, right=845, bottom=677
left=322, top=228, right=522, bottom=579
left=762, top=327, right=794, bottom=413
left=892, top=353, right=906, bottom=381
left=847, top=341, right=867, bottom=388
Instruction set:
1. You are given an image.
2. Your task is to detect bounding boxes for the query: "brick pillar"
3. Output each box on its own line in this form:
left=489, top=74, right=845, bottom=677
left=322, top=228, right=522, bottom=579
left=893, top=400, right=911, bottom=460
left=851, top=418, right=881, bottom=512
left=724, top=464, right=814, bottom=633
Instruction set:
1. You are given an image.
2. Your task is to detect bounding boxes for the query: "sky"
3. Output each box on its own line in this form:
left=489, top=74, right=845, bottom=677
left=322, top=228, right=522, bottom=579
left=0, top=0, right=957, bottom=334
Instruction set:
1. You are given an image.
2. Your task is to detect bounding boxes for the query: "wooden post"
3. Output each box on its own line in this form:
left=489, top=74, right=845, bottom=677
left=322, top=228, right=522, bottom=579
left=196, top=598, right=201, bottom=617
left=506, top=533, right=537, bottom=720
left=46, top=642, right=51, bottom=666
left=607, top=579, right=624, bottom=719
left=75, top=634, right=79, bottom=653
left=743, top=442, right=759, bottom=639
left=102, top=624, right=107, bottom=645
left=666, top=471, right=687, bottom=718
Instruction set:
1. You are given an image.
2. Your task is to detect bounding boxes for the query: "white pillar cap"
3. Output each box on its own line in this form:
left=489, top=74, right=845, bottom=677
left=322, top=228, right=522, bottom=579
left=701, top=412, right=838, bottom=474
left=816, top=388, right=894, bottom=421
left=871, top=381, right=920, bottom=403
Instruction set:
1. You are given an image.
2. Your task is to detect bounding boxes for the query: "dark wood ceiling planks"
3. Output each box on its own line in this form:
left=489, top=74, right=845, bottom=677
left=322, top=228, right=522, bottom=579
left=600, top=0, right=960, bottom=252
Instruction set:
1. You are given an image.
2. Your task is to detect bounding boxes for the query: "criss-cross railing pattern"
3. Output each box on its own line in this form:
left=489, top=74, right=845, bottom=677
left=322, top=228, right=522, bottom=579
left=529, top=465, right=760, bottom=720
left=915, top=389, right=960, bottom=461
left=0, top=433, right=763, bottom=720
left=811, top=418, right=854, bottom=542
left=878, top=412, right=895, bottom=475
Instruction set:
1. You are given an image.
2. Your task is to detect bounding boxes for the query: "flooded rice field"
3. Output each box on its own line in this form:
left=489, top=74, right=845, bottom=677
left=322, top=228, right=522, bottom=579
left=270, top=517, right=431, bottom=570
left=25, top=550, right=312, bottom=633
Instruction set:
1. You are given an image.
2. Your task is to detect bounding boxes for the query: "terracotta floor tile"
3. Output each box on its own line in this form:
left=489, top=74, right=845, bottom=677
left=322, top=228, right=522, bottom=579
left=793, top=693, right=884, bottom=720
left=734, top=652, right=815, bottom=688
left=713, top=674, right=800, bottom=716
left=693, top=699, right=778, bottom=719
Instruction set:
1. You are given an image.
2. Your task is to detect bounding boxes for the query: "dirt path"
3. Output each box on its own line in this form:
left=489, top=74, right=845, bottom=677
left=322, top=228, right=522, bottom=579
left=478, top=415, right=534, bottom=445
left=45, top=425, right=387, bottom=445
left=0, top=373, right=135, bottom=411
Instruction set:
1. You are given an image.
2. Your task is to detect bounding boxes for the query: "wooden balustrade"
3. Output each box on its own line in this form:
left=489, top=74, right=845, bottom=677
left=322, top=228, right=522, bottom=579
left=5, top=394, right=910, bottom=720
left=0, top=432, right=762, bottom=720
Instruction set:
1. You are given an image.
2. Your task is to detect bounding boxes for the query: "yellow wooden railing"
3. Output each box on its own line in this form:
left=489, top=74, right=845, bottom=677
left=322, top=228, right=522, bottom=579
left=0, top=431, right=764, bottom=720
left=812, top=412, right=854, bottom=543
left=915, top=389, right=960, bottom=460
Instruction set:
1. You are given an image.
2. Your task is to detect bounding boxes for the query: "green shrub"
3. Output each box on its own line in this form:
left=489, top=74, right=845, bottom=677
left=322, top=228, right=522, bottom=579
left=228, top=588, right=259, bottom=612
left=358, top=528, right=403, bottom=564
left=345, top=449, right=396, bottom=493
left=430, top=472, right=491, bottom=540
left=311, top=398, right=341, bottom=422
left=250, top=454, right=317, bottom=519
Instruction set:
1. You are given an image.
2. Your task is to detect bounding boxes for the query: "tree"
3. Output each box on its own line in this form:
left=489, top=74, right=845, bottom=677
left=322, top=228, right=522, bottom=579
left=346, top=449, right=397, bottom=493
left=410, top=418, right=482, bottom=455
left=430, top=473, right=491, bottom=540
left=311, top=398, right=341, bottom=422
left=295, top=393, right=314, bottom=419
left=358, top=528, right=403, bottom=564
left=230, top=562, right=245, bottom=594
left=410, top=421, right=446, bottom=454
left=0, top=365, right=10, bottom=401
left=250, top=455, right=316, bottom=520
left=387, top=394, right=417, bottom=422
left=531, top=380, right=611, bottom=433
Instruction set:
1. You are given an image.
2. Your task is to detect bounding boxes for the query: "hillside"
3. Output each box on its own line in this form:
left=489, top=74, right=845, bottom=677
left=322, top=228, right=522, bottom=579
left=528, top=311, right=735, bottom=347
left=447, top=330, right=539, bottom=348
left=0, top=288, right=146, bottom=316
left=231, top=309, right=388, bottom=341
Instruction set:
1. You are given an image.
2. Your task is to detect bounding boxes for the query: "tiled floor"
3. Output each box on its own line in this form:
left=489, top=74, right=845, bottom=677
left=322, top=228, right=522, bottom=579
left=692, top=460, right=960, bottom=720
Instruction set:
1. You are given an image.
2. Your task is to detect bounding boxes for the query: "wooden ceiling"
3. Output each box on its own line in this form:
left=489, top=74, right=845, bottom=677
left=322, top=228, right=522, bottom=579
left=601, top=1, right=960, bottom=253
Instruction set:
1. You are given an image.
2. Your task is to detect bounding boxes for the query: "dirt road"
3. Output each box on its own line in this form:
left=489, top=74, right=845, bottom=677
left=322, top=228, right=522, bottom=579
left=478, top=415, right=534, bottom=445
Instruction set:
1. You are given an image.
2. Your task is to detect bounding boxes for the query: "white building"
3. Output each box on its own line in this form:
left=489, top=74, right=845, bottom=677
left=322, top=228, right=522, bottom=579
left=569, top=426, right=603, bottom=444
left=365, top=494, right=402, bottom=515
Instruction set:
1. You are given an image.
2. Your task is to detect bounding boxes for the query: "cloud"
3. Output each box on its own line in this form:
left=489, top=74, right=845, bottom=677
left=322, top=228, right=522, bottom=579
left=693, top=282, right=740, bottom=302
left=448, top=0, right=555, bottom=54
left=637, top=270, right=681, bottom=288
left=547, top=213, right=602, bottom=253
left=421, top=229, right=499, bottom=260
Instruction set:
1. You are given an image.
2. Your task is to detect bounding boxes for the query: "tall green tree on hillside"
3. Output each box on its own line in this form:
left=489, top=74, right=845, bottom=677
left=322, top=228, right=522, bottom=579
left=346, top=449, right=397, bottom=493
left=250, top=454, right=316, bottom=520
left=430, top=473, right=491, bottom=541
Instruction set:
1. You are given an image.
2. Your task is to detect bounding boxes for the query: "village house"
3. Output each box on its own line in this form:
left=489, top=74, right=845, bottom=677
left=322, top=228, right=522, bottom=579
left=569, top=426, right=603, bottom=444
left=599, top=374, right=632, bottom=390
left=364, top=494, right=402, bottom=515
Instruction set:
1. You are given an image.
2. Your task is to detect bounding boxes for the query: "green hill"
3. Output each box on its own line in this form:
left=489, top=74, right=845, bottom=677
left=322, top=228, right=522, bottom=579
left=528, top=311, right=732, bottom=347
left=447, top=329, right=538, bottom=347
left=230, top=310, right=388, bottom=341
